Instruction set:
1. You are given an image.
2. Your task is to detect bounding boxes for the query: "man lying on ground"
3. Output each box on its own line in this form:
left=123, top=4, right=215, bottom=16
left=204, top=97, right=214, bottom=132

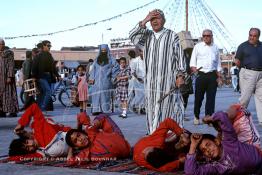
left=66, top=113, right=131, bottom=165
left=133, top=118, right=191, bottom=172
left=9, top=103, right=72, bottom=160
left=185, top=111, right=262, bottom=175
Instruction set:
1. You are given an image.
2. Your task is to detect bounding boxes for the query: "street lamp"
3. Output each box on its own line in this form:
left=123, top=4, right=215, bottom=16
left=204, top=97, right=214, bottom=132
left=101, top=28, right=112, bottom=43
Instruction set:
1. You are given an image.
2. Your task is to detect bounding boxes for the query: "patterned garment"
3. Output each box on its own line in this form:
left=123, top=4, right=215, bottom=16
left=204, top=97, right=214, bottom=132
left=115, top=67, right=131, bottom=101
left=232, top=104, right=261, bottom=148
left=0, top=48, right=19, bottom=113
left=185, top=112, right=262, bottom=175
left=130, top=25, right=186, bottom=134
left=77, top=74, right=88, bottom=102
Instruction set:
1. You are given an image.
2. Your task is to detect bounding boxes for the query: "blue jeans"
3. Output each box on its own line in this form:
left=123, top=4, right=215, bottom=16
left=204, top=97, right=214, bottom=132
left=38, top=74, right=52, bottom=111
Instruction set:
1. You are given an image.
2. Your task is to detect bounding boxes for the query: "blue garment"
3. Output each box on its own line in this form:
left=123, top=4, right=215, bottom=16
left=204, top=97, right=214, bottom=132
left=236, top=41, right=262, bottom=68
left=90, top=44, right=120, bottom=113
left=38, top=73, right=52, bottom=111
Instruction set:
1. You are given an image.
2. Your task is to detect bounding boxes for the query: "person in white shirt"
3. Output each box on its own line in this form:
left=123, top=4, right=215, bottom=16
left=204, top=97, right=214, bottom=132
left=230, top=62, right=239, bottom=91
left=190, top=29, right=222, bottom=125
left=128, top=48, right=146, bottom=114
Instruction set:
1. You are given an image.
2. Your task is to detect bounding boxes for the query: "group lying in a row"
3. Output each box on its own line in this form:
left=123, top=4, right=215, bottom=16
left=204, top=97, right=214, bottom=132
left=8, top=103, right=262, bottom=175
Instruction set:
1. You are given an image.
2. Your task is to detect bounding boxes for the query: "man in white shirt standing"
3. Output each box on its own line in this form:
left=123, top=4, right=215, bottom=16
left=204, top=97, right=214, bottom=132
left=230, top=62, right=239, bottom=92
left=128, top=48, right=146, bottom=114
left=190, top=29, right=222, bottom=125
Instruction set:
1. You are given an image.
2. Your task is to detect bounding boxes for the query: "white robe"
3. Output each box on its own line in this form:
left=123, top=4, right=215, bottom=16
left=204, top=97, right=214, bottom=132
left=128, top=56, right=145, bottom=109
left=129, top=25, right=186, bottom=133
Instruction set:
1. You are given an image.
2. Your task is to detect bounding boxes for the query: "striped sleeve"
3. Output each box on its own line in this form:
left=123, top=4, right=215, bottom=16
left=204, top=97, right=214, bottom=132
left=129, top=23, right=149, bottom=48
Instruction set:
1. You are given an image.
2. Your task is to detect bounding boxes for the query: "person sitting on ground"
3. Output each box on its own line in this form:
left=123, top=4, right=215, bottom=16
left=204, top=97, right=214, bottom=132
left=9, top=103, right=72, bottom=160
left=185, top=111, right=262, bottom=175
left=66, top=113, right=131, bottom=165
left=203, top=103, right=261, bottom=149
left=133, top=118, right=191, bottom=172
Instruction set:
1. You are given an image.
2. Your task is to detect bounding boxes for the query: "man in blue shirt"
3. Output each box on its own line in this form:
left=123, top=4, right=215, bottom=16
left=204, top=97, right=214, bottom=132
left=235, top=27, right=262, bottom=125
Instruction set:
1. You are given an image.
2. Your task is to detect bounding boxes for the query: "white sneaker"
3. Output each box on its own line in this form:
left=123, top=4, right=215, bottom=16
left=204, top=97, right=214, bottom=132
left=194, top=118, right=200, bottom=125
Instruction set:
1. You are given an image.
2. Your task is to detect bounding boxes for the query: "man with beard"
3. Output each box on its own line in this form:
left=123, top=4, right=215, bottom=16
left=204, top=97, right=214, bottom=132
left=89, top=44, right=119, bottom=115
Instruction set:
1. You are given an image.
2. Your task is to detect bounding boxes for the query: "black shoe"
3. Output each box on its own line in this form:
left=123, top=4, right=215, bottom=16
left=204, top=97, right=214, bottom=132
left=92, top=112, right=102, bottom=116
left=8, top=113, right=17, bottom=117
left=0, top=111, right=6, bottom=118
left=19, top=107, right=25, bottom=112
left=140, top=108, right=146, bottom=115
left=132, top=107, right=138, bottom=113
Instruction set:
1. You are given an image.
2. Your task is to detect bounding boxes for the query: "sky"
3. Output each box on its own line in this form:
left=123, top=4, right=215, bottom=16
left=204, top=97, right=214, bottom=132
left=1, top=0, right=262, bottom=51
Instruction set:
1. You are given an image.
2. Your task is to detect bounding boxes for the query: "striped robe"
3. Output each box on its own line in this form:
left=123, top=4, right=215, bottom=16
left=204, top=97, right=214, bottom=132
left=0, top=48, right=19, bottom=113
left=129, top=25, right=186, bottom=133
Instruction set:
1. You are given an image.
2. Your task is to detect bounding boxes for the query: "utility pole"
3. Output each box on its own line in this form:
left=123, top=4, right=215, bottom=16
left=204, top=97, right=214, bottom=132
left=186, top=0, right=188, bottom=31
left=101, top=28, right=112, bottom=43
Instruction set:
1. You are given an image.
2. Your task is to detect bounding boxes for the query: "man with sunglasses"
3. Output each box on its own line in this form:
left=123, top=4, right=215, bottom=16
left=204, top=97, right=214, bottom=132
left=32, top=40, right=60, bottom=113
left=190, top=29, right=222, bottom=125
left=235, top=28, right=262, bottom=126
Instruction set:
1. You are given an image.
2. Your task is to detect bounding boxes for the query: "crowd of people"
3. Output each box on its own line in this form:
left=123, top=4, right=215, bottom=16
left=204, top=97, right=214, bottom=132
left=1, top=8, right=262, bottom=175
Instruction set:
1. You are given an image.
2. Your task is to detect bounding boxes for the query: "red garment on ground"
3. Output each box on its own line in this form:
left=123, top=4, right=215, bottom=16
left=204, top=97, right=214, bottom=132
left=133, top=118, right=183, bottom=172
left=9, top=103, right=71, bottom=161
left=68, top=115, right=131, bottom=165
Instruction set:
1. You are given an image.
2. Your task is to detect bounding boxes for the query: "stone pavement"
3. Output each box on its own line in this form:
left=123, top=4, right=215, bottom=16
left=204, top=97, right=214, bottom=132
left=0, top=87, right=261, bottom=175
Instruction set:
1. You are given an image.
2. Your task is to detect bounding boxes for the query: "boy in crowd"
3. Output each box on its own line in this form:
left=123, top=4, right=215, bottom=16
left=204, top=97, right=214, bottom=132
left=9, top=103, right=71, bottom=159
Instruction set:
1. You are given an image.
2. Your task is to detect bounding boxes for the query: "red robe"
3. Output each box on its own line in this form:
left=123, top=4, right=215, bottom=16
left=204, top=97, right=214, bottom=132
left=68, top=114, right=131, bottom=165
left=133, top=118, right=184, bottom=172
left=9, top=103, right=71, bottom=161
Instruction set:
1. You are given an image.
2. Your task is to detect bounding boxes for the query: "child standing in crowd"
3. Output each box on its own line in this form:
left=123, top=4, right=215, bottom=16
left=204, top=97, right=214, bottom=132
left=115, top=57, right=131, bottom=118
left=76, top=65, right=88, bottom=113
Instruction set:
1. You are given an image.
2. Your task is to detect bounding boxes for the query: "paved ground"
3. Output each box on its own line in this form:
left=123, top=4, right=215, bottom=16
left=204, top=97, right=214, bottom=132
left=0, top=87, right=261, bottom=175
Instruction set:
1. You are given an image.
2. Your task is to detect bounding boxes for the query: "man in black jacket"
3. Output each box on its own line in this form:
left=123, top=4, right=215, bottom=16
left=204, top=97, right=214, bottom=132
left=31, top=40, right=60, bottom=112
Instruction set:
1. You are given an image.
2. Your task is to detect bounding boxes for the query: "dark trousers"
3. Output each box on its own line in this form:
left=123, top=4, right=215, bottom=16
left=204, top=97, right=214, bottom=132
left=194, top=71, right=218, bottom=119
left=182, top=93, right=189, bottom=109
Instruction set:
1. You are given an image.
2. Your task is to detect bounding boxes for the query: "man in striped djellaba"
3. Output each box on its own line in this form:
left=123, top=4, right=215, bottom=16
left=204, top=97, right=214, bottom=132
left=129, top=9, right=186, bottom=134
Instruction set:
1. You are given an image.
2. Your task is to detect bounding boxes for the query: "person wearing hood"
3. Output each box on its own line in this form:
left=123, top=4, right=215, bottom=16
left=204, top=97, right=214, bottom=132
left=89, top=44, right=120, bottom=115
